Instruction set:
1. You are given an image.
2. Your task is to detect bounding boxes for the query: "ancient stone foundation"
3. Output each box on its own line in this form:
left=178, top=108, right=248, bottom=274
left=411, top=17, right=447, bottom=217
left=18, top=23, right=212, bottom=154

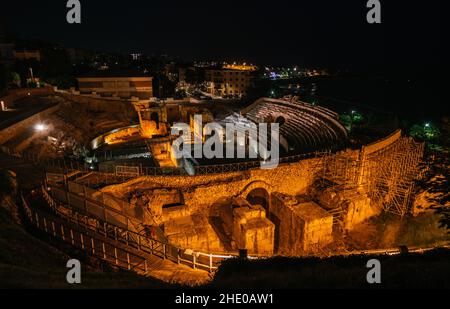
left=313, top=187, right=381, bottom=231
left=140, top=120, right=168, bottom=138
left=271, top=193, right=333, bottom=254
left=162, top=208, right=224, bottom=253
left=231, top=198, right=275, bottom=255
left=215, top=197, right=275, bottom=255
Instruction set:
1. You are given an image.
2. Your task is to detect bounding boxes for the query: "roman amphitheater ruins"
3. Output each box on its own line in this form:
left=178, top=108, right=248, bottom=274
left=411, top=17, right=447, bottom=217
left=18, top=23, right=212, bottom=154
left=0, top=88, right=424, bottom=282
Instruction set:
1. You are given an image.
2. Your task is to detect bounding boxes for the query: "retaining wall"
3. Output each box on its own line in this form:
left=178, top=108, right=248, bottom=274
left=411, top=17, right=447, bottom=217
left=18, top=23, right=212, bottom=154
left=0, top=87, right=55, bottom=110
left=0, top=104, right=60, bottom=145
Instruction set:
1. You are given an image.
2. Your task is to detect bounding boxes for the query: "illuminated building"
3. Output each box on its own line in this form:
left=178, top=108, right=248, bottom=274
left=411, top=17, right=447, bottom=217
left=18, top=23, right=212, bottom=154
left=13, top=50, right=41, bottom=62
left=205, top=63, right=257, bottom=97
left=77, top=71, right=153, bottom=99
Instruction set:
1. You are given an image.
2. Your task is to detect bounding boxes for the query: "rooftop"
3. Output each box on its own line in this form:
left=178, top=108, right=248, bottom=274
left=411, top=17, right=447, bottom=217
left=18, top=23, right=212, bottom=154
left=206, top=64, right=258, bottom=72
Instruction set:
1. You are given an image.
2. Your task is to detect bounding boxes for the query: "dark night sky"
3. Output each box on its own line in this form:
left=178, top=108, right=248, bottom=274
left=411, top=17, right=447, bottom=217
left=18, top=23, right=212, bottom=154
left=0, top=0, right=442, bottom=69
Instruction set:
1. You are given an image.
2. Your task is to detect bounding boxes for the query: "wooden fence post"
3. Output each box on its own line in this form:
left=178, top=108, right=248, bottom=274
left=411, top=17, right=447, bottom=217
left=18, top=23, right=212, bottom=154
left=61, top=225, right=65, bottom=240
left=91, top=238, right=95, bottom=254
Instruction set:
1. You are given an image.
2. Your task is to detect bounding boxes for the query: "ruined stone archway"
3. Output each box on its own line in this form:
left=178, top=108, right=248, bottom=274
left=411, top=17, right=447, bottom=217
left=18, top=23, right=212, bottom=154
left=246, top=188, right=270, bottom=211
left=239, top=180, right=273, bottom=212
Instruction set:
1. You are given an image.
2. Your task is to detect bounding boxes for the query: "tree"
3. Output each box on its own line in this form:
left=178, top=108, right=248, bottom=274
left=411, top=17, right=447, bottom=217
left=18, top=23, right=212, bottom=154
left=409, top=123, right=440, bottom=142
left=9, top=71, right=21, bottom=87
left=340, top=110, right=364, bottom=131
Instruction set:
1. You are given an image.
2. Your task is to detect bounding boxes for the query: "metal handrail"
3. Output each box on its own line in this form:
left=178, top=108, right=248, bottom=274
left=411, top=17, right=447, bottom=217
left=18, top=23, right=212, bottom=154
left=41, top=186, right=246, bottom=272
left=2, top=144, right=331, bottom=178
left=21, top=193, right=148, bottom=274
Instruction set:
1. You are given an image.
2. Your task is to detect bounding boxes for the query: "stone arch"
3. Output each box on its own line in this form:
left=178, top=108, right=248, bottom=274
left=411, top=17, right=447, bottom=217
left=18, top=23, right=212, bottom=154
left=239, top=180, right=274, bottom=212
left=239, top=180, right=273, bottom=198
left=274, top=115, right=286, bottom=126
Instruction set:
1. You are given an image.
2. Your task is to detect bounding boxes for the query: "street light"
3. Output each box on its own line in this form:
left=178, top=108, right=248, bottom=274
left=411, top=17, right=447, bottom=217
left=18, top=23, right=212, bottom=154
left=35, top=123, right=46, bottom=132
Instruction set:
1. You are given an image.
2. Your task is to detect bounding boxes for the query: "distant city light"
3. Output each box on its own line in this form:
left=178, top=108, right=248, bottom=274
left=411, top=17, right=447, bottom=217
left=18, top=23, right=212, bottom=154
left=269, top=72, right=280, bottom=80
left=424, top=123, right=430, bottom=128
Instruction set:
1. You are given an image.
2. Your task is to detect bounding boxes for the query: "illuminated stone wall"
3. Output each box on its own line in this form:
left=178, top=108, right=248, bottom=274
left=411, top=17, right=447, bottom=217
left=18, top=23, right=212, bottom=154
left=271, top=193, right=333, bottom=254
left=231, top=200, right=275, bottom=255
left=140, top=120, right=168, bottom=138
left=163, top=212, right=224, bottom=252
left=0, top=87, right=55, bottom=109
left=102, top=157, right=322, bottom=213
left=103, top=126, right=140, bottom=145
left=0, top=104, right=60, bottom=145
left=97, top=130, right=423, bottom=254
left=56, top=91, right=136, bottom=117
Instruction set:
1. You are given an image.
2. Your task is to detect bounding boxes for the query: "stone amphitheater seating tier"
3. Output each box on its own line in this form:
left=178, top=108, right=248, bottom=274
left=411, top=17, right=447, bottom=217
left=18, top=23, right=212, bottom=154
left=243, top=98, right=347, bottom=154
